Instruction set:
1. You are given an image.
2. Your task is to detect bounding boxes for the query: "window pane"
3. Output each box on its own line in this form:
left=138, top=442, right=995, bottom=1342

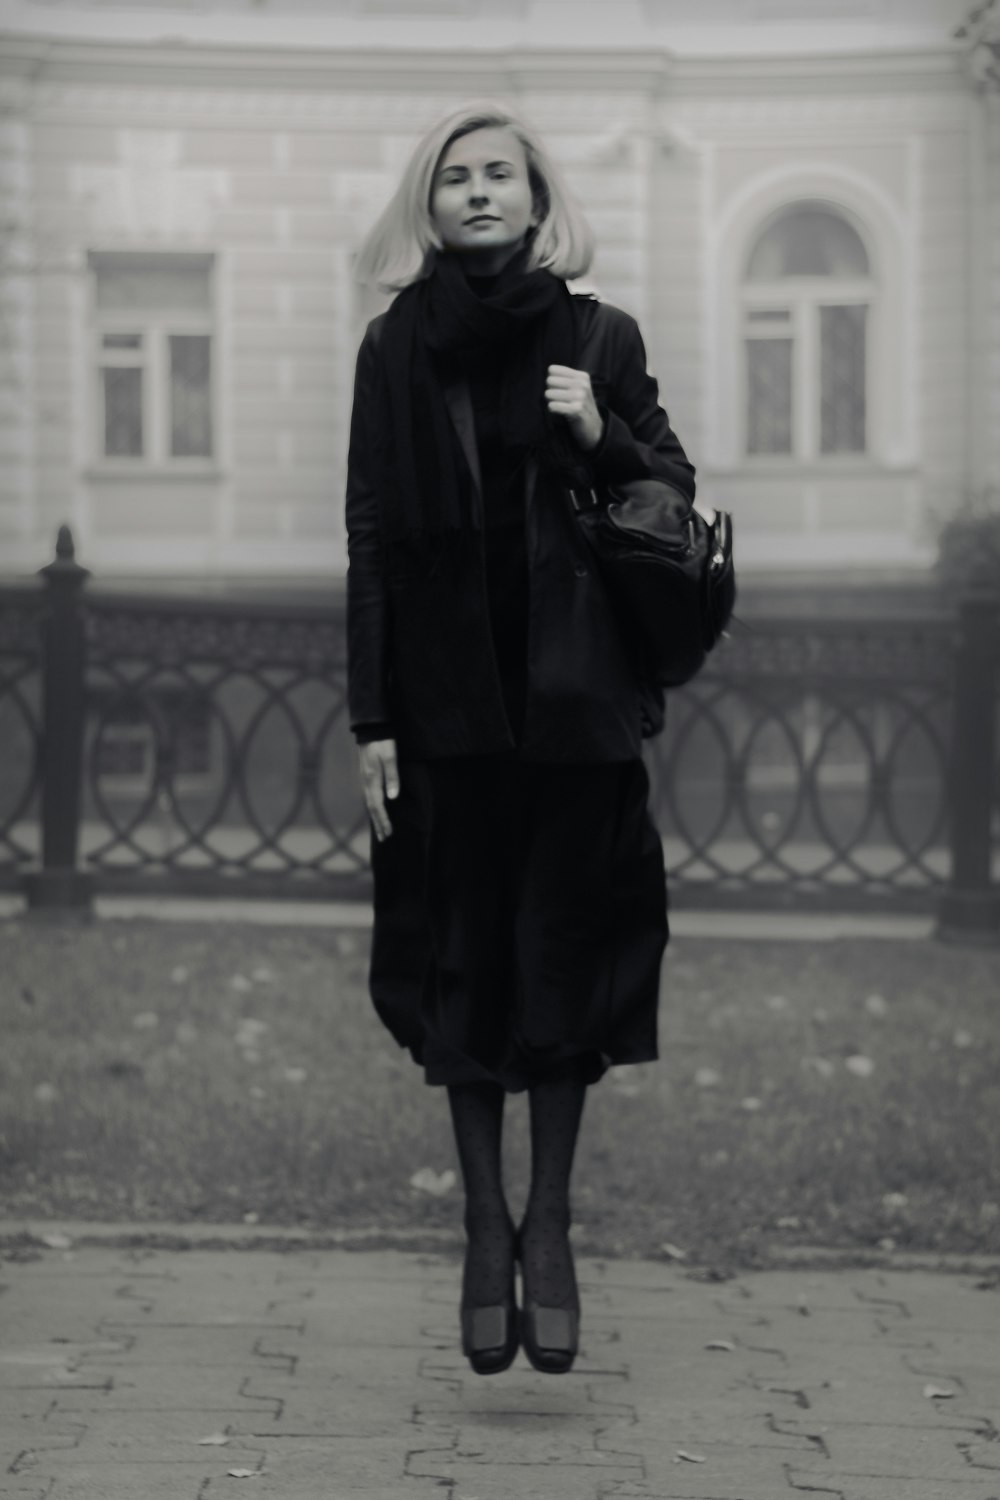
left=170, top=335, right=212, bottom=458
left=820, top=304, right=867, bottom=453
left=746, top=338, right=792, bottom=454
left=93, top=255, right=211, bottom=313
left=747, top=206, right=869, bottom=280
left=102, top=366, right=143, bottom=457
left=163, top=692, right=212, bottom=776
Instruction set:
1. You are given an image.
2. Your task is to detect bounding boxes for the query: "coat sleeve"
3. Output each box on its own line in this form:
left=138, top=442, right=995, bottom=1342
left=345, top=321, right=394, bottom=737
left=588, top=306, right=696, bottom=502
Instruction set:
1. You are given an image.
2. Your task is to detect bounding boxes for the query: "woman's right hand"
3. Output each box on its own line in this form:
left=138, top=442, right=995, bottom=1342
left=359, top=738, right=400, bottom=842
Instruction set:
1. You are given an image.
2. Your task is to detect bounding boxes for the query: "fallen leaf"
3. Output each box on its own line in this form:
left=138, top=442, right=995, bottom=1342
left=765, top=995, right=789, bottom=1011
left=249, top=1086, right=267, bottom=1101
left=695, top=1068, right=721, bottom=1088
left=776, top=1215, right=801, bottom=1230
left=242, top=1050, right=261, bottom=1065
left=882, top=1192, right=909, bottom=1212
left=236, top=1019, right=267, bottom=1046
left=33, top=1083, right=58, bottom=1104
left=251, top=967, right=275, bottom=984
left=198, top=1433, right=230, bottom=1447
left=409, top=1167, right=457, bottom=1196
left=803, top=1056, right=835, bottom=1078
left=675, top=1450, right=707, bottom=1463
left=878, top=1237, right=896, bottom=1251
left=230, top=975, right=252, bottom=993
left=242, top=1212, right=259, bottom=1225
left=133, top=1011, right=159, bottom=1030
left=175, top=1021, right=198, bottom=1045
left=170, top=965, right=189, bottom=984
left=227, top=1468, right=260, bottom=1478
left=704, top=1339, right=735, bottom=1351
left=923, top=1384, right=956, bottom=1400
left=845, top=1054, right=875, bottom=1078
left=660, top=1241, right=687, bottom=1261
left=740, top=1097, right=763, bottom=1112
left=953, top=1029, right=974, bottom=1049
left=283, top=1067, right=307, bottom=1084
left=39, top=1232, right=73, bottom=1250
left=864, top=993, right=888, bottom=1018
left=979, top=1202, right=999, bottom=1222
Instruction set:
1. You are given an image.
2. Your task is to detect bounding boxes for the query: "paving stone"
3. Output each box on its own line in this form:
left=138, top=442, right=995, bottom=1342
left=786, top=1474, right=1000, bottom=1500
left=36, top=1465, right=211, bottom=1498
left=786, top=1419, right=997, bottom=1480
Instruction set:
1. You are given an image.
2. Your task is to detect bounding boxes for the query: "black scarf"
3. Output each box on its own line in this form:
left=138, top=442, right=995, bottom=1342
left=372, top=248, right=587, bottom=551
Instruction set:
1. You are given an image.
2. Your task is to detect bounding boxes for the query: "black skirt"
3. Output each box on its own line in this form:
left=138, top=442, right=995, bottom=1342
left=367, top=750, right=668, bottom=1093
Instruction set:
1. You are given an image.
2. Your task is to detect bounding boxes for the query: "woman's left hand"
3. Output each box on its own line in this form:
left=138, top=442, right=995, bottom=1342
left=545, top=365, right=605, bottom=452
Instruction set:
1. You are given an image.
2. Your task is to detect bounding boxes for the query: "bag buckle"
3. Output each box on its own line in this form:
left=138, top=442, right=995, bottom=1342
left=566, top=487, right=601, bottom=514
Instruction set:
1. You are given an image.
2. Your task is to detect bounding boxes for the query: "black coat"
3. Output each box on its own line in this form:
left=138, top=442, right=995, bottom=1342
left=345, top=292, right=696, bottom=762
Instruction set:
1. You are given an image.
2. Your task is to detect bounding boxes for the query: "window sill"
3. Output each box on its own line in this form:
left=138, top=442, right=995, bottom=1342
left=84, top=465, right=224, bottom=483
left=702, top=460, right=917, bottom=480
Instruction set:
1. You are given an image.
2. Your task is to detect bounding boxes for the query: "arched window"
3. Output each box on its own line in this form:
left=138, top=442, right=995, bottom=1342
left=742, top=202, right=874, bottom=460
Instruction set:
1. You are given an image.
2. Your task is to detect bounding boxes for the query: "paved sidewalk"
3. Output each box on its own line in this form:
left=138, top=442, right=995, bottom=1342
left=1, top=1233, right=998, bottom=1499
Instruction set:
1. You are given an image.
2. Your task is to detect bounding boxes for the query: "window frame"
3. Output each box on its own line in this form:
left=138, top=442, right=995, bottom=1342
left=89, top=252, right=217, bottom=476
left=741, top=271, right=875, bottom=465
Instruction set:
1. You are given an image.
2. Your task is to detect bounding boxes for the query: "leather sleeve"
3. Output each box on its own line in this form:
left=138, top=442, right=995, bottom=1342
left=345, top=321, right=394, bottom=736
left=589, top=306, right=696, bottom=502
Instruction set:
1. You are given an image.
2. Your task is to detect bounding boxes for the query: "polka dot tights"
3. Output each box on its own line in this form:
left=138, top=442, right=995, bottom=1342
left=447, top=1074, right=587, bottom=1312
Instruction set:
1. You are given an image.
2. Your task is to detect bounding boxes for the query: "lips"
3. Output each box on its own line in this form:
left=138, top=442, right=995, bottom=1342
left=465, top=215, right=500, bottom=225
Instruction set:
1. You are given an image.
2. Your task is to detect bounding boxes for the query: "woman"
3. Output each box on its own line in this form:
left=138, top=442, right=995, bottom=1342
left=345, top=103, right=695, bottom=1377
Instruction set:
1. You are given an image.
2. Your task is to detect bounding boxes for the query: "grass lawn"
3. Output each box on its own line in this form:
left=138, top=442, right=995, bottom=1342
left=1, top=912, right=998, bottom=1269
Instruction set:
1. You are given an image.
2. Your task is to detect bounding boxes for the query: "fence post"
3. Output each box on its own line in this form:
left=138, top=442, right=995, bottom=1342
left=937, top=587, right=1000, bottom=943
left=23, top=525, right=94, bottom=911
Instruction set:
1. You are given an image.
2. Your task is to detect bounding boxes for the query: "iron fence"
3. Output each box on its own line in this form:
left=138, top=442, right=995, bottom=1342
left=2, top=527, right=998, bottom=936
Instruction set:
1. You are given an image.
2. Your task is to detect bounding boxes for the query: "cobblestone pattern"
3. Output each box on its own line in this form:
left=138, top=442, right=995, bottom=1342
left=0, top=1246, right=998, bottom=1499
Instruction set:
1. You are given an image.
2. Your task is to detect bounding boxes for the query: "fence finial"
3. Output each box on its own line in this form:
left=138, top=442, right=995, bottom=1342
left=55, top=524, right=75, bottom=563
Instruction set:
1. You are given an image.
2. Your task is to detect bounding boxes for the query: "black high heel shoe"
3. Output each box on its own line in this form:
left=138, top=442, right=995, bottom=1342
left=459, top=1218, right=520, bottom=1375
left=514, top=1222, right=580, bottom=1374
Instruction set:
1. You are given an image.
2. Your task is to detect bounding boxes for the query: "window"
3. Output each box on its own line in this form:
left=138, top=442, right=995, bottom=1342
left=741, top=204, right=873, bottom=462
left=91, top=688, right=214, bottom=798
left=90, top=252, right=215, bottom=468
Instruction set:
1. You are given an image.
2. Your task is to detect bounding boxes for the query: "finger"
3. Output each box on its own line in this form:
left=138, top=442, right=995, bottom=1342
left=366, top=790, right=392, bottom=842
left=547, top=364, right=583, bottom=377
left=546, top=375, right=587, bottom=394
left=381, top=746, right=400, bottom=800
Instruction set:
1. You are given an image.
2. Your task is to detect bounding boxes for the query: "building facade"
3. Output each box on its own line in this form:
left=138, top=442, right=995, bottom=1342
left=0, top=0, right=996, bottom=588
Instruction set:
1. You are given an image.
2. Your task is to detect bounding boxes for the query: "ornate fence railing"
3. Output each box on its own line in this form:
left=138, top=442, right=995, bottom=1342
left=2, top=527, right=999, bottom=935
left=0, top=584, right=44, bottom=880
left=647, top=614, right=958, bottom=909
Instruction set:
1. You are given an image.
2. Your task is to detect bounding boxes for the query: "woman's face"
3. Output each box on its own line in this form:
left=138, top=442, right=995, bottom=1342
left=430, top=125, right=538, bottom=271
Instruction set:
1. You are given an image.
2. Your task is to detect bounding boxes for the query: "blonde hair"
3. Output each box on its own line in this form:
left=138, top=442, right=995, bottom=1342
left=354, top=102, right=595, bottom=292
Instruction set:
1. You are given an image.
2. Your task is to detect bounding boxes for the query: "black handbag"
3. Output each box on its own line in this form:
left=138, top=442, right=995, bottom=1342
left=569, top=477, right=736, bottom=689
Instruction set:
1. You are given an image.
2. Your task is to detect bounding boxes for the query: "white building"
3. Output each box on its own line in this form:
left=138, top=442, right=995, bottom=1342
left=0, top=0, right=996, bottom=591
